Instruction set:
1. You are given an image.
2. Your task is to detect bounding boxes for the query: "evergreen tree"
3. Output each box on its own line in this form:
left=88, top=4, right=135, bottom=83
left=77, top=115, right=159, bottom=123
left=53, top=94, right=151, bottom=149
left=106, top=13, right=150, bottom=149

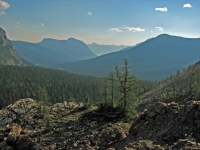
left=107, top=72, right=116, bottom=107
left=37, top=85, right=50, bottom=114
left=84, top=96, right=92, bottom=109
left=37, top=85, right=51, bottom=130
left=99, top=78, right=109, bottom=106
left=192, top=66, right=200, bottom=99
left=68, top=96, right=76, bottom=102
left=115, top=59, right=138, bottom=111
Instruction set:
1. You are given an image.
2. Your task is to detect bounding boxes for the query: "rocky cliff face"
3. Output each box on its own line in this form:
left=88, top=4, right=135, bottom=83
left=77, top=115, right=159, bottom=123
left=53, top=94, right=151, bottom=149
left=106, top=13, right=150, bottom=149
left=0, top=27, right=28, bottom=66
left=0, top=28, right=8, bottom=46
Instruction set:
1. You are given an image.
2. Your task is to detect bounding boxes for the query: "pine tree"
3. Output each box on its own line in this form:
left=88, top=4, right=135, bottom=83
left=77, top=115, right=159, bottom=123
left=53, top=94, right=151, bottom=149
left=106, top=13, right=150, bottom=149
left=99, top=78, right=109, bottom=106
left=115, top=58, right=138, bottom=114
left=37, top=85, right=50, bottom=114
left=192, top=66, right=200, bottom=99
left=37, top=85, right=51, bottom=130
left=84, top=96, right=92, bottom=109
left=107, top=72, right=116, bottom=107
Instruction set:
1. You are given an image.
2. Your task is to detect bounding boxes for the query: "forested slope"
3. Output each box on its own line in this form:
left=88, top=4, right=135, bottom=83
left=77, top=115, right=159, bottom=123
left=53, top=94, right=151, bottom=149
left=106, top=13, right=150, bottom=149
left=0, top=65, right=103, bottom=108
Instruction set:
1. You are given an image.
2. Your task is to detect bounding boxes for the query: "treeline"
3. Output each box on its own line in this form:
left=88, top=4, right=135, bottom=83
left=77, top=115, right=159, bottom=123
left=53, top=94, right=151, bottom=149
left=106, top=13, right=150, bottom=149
left=0, top=65, right=103, bottom=109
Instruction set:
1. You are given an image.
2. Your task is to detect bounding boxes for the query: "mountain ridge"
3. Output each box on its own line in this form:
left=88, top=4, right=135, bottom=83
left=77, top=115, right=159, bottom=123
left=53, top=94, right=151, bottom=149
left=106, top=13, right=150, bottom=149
left=87, top=42, right=129, bottom=56
left=57, top=34, right=200, bottom=80
left=0, top=27, right=30, bottom=66
left=11, top=37, right=97, bottom=65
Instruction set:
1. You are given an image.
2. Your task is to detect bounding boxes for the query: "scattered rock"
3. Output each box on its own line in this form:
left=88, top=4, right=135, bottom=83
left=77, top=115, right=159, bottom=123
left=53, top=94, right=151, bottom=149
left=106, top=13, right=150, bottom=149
left=1, top=99, right=200, bottom=149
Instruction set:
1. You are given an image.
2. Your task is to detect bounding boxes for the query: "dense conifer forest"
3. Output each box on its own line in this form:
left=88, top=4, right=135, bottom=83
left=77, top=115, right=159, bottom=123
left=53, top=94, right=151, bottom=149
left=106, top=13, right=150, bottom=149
left=0, top=64, right=162, bottom=109
left=0, top=65, right=103, bottom=108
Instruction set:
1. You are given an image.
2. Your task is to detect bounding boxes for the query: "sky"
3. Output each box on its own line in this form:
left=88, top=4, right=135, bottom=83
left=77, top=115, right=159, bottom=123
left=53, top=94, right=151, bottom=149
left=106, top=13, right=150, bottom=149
left=0, top=0, right=200, bottom=45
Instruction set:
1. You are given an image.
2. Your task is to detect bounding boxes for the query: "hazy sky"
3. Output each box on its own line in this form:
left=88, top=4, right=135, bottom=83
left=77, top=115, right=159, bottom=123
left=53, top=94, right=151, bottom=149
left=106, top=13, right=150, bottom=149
left=0, top=0, right=200, bottom=45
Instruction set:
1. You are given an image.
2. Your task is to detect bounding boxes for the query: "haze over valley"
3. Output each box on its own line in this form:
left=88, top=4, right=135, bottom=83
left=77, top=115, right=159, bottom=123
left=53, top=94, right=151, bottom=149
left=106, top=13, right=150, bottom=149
left=1, top=1, right=200, bottom=150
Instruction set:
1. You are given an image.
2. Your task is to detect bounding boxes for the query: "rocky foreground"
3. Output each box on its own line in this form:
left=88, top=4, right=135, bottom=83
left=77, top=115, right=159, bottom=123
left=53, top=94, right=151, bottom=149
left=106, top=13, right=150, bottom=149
left=1, top=98, right=200, bottom=149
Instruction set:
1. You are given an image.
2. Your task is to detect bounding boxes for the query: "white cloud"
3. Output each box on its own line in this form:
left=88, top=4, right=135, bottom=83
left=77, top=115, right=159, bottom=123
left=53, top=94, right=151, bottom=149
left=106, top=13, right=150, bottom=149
left=155, top=27, right=164, bottom=31
left=0, top=10, right=5, bottom=15
left=109, top=28, right=123, bottom=32
left=183, top=3, right=192, bottom=8
left=0, top=0, right=10, bottom=10
left=124, top=27, right=145, bottom=32
left=109, top=26, right=145, bottom=33
left=41, top=23, right=45, bottom=27
left=17, top=22, right=20, bottom=25
left=155, top=7, right=168, bottom=12
left=87, top=12, right=92, bottom=15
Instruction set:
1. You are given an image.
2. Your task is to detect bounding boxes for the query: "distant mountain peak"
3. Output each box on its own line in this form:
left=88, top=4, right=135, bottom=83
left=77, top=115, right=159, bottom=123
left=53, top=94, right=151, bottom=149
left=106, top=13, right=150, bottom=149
left=66, top=37, right=85, bottom=44
left=41, top=37, right=82, bottom=43
left=67, top=37, right=78, bottom=40
left=156, top=33, right=171, bottom=38
left=40, top=38, right=56, bottom=44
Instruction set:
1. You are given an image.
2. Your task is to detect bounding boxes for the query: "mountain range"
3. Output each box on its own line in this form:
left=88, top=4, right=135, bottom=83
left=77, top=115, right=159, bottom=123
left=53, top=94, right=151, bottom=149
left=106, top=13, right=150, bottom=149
left=56, top=34, right=200, bottom=80
left=11, top=38, right=97, bottom=65
left=0, top=27, right=29, bottom=66
left=2, top=25, right=200, bottom=80
left=87, top=43, right=128, bottom=56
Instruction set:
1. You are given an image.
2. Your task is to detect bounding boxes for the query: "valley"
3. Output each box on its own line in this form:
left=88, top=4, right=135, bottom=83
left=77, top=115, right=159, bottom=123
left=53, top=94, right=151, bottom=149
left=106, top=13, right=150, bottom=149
left=10, top=30, right=200, bottom=80
left=1, top=2, right=200, bottom=148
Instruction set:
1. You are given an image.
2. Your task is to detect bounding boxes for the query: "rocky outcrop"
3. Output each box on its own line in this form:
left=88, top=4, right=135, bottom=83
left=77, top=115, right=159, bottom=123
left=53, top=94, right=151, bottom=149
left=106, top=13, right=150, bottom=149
left=4, top=98, right=200, bottom=149
left=0, top=27, right=29, bottom=66
left=2, top=98, right=200, bottom=149
left=114, top=101, right=200, bottom=149
left=51, top=101, right=84, bottom=113
left=0, top=98, right=129, bottom=149
left=0, top=98, right=38, bottom=128
left=0, top=28, right=8, bottom=46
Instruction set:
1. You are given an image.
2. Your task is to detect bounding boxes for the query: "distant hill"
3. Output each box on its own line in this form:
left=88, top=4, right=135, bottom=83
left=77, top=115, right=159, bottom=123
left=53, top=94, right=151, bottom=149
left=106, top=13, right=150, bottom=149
left=87, top=43, right=129, bottom=56
left=0, top=27, right=29, bottom=66
left=58, top=34, right=200, bottom=80
left=11, top=38, right=97, bottom=65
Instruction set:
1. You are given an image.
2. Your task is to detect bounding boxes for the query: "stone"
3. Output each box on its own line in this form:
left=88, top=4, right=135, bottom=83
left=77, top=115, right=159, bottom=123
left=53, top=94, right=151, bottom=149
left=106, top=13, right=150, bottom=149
left=148, top=109, right=157, bottom=118
left=0, top=132, right=5, bottom=142
left=153, top=102, right=166, bottom=113
left=0, top=141, right=8, bottom=149
left=1, top=146, right=13, bottom=150
left=49, top=144, right=56, bottom=150
left=15, top=135, right=33, bottom=150
left=6, top=134, right=17, bottom=146
left=186, top=102, right=196, bottom=112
